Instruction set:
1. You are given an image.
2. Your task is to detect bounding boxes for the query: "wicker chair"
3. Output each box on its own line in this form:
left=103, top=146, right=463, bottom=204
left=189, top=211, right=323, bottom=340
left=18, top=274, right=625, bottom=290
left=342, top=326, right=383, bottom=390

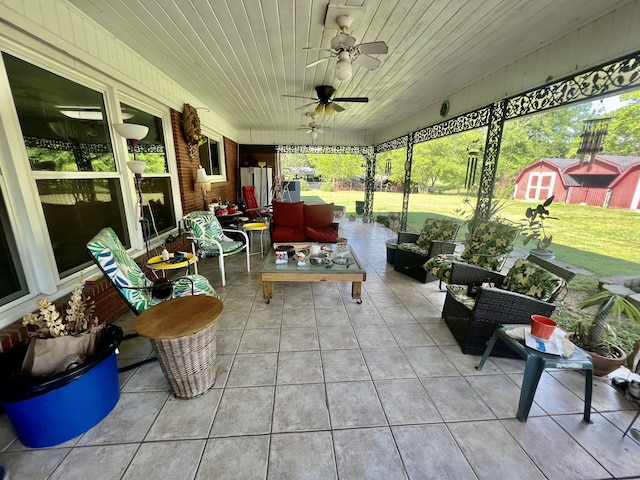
left=442, top=254, right=574, bottom=357
left=423, top=220, right=521, bottom=289
left=393, top=218, right=460, bottom=282
left=86, top=227, right=218, bottom=315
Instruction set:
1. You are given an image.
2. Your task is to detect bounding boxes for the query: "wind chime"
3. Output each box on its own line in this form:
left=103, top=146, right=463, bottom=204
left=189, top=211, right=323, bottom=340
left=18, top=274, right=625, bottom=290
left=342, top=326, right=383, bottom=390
left=577, top=117, right=610, bottom=167
left=464, top=141, right=481, bottom=190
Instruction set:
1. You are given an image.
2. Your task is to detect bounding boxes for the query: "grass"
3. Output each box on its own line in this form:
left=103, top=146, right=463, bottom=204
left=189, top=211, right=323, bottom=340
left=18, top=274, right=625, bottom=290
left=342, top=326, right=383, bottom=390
left=301, top=189, right=640, bottom=356
left=301, top=190, right=640, bottom=276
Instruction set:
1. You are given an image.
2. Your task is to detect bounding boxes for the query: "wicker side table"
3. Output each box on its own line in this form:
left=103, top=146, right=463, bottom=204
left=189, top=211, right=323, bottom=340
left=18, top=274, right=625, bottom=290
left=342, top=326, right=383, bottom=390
left=134, top=296, right=223, bottom=398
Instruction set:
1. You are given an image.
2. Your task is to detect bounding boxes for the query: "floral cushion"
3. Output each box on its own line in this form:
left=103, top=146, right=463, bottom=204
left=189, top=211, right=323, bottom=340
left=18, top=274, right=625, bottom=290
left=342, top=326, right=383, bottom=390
left=423, top=254, right=459, bottom=283
left=87, top=227, right=217, bottom=314
left=459, top=221, right=520, bottom=270
left=398, top=243, right=430, bottom=256
left=501, top=259, right=565, bottom=302
left=416, top=219, right=460, bottom=249
left=446, top=284, right=477, bottom=311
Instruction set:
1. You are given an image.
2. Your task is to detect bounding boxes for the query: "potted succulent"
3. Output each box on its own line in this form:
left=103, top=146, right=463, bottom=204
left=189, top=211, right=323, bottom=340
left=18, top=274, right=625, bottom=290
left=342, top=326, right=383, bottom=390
left=522, top=196, right=557, bottom=260
left=570, top=290, right=640, bottom=376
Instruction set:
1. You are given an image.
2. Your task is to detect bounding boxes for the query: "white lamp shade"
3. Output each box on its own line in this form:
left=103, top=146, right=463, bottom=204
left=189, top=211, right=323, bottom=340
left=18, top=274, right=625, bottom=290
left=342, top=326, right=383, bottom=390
left=113, top=123, right=149, bottom=141
left=310, top=130, right=318, bottom=139
left=127, top=160, right=146, bottom=175
left=195, top=166, right=209, bottom=183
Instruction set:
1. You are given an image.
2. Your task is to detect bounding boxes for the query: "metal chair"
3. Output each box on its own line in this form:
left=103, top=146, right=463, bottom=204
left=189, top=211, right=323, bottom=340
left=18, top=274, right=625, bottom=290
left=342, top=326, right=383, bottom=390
left=242, top=185, right=272, bottom=221
left=183, top=211, right=250, bottom=287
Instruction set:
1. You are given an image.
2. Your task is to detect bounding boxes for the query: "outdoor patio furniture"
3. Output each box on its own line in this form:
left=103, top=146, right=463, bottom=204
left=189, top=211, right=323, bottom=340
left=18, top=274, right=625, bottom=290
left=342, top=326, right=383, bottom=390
left=183, top=211, right=250, bottom=287
left=442, top=256, right=570, bottom=356
left=423, top=220, right=521, bottom=289
left=394, top=218, right=461, bottom=283
left=242, top=185, right=272, bottom=221
left=476, top=324, right=593, bottom=422
left=86, top=227, right=217, bottom=315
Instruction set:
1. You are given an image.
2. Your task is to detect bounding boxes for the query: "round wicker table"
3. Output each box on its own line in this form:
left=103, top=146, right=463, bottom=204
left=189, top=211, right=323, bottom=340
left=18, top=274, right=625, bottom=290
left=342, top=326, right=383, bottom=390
left=134, top=296, right=223, bottom=399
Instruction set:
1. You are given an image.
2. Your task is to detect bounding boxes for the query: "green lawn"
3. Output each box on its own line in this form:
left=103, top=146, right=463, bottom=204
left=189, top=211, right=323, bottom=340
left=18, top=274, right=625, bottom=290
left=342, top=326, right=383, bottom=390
left=301, top=190, right=640, bottom=276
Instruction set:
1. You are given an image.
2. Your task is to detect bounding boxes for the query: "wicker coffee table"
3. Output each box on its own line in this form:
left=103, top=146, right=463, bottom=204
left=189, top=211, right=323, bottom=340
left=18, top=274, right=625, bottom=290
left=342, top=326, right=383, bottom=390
left=134, top=295, right=223, bottom=398
left=259, top=243, right=367, bottom=304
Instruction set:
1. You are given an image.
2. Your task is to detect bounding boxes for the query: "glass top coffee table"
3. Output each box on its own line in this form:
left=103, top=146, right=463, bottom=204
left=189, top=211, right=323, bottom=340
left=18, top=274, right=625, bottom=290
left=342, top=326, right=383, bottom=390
left=259, top=243, right=367, bottom=304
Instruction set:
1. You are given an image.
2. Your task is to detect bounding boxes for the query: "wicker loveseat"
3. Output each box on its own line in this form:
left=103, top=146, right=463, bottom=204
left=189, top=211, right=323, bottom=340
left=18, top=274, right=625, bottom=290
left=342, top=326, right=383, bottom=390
left=442, top=255, right=574, bottom=357
left=393, top=218, right=460, bottom=282
left=423, top=220, right=520, bottom=289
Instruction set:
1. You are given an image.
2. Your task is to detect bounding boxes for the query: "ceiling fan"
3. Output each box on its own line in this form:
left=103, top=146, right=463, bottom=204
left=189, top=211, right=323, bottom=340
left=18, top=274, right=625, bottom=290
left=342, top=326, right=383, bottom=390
left=305, top=15, right=388, bottom=82
left=284, top=85, right=368, bottom=116
left=298, top=114, right=330, bottom=139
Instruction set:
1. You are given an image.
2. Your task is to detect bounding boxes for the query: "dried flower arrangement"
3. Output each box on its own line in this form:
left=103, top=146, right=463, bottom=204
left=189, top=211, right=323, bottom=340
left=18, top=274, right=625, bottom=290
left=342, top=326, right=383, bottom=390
left=22, top=283, right=103, bottom=339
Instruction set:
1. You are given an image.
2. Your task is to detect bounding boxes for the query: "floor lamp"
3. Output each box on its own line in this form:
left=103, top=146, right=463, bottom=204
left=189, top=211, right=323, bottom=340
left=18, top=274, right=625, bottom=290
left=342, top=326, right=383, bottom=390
left=114, top=123, right=150, bottom=255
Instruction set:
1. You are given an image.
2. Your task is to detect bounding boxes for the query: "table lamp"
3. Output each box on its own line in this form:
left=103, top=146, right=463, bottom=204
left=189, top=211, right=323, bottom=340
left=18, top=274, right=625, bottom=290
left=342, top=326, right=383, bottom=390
left=194, top=165, right=211, bottom=210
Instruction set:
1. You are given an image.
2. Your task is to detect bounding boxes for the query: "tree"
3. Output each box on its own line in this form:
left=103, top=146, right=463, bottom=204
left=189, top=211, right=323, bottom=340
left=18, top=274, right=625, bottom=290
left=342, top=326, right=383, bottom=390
left=308, top=153, right=364, bottom=190
left=604, top=91, right=640, bottom=155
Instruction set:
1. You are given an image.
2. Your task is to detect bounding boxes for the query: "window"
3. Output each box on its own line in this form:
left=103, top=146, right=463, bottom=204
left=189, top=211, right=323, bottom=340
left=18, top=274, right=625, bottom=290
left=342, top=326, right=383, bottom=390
left=119, top=103, right=176, bottom=239
left=198, top=133, right=226, bottom=182
left=0, top=187, right=28, bottom=306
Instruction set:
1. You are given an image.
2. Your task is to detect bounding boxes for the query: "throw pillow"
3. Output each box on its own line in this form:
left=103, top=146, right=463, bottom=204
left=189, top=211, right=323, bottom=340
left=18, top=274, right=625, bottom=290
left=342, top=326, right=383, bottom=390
left=501, top=258, right=565, bottom=302
left=273, top=201, right=304, bottom=228
left=304, top=203, right=335, bottom=228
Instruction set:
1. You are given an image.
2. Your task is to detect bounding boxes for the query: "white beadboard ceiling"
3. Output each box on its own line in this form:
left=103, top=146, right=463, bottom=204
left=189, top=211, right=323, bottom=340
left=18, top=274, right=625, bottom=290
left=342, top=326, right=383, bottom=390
left=67, top=0, right=634, bottom=145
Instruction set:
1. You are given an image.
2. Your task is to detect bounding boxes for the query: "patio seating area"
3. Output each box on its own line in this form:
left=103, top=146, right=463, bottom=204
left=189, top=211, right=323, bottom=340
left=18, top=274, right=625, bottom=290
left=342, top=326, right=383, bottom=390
left=1, top=220, right=640, bottom=479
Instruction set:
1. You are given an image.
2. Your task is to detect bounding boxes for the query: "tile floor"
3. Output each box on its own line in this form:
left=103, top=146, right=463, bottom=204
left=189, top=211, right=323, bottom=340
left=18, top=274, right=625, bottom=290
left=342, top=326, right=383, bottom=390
left=1, top=219, right=640, bottom=479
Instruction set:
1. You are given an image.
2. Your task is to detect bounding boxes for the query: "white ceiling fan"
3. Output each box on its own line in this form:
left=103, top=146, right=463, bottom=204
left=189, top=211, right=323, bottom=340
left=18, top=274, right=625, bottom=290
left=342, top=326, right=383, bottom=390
left=298, top=113, right=329, bottom=139
left=305, top=14, right=388, bottom=82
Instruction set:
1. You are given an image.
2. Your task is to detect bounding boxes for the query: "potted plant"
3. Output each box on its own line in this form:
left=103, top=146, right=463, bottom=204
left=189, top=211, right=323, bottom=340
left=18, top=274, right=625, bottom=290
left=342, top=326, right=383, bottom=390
left=569, top=290, right=640, bottom=376
left=522, top=196, right=557, bottom=260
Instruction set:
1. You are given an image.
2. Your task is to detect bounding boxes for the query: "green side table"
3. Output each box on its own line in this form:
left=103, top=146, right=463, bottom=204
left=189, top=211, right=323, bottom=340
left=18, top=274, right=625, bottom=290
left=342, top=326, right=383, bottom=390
left=476, top=324, right=593, bottom=423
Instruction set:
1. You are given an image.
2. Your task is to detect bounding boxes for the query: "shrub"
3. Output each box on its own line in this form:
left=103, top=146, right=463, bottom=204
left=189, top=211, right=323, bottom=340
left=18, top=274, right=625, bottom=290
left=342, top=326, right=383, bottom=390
left=320, top=182, right=334, bottom=192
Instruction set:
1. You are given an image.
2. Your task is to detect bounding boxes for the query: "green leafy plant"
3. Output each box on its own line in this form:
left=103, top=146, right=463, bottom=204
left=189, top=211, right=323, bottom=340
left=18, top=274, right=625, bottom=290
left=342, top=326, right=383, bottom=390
left=453, top=196, right=510, bottom=237
left=570, top=290, right=640, bottom=357
left=522, top=196, right=556, bottom=252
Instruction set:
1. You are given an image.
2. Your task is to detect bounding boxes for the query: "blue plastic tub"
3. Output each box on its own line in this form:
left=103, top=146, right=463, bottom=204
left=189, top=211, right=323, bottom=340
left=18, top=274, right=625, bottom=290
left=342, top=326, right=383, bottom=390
left=0, top=324, right=122, bottom=448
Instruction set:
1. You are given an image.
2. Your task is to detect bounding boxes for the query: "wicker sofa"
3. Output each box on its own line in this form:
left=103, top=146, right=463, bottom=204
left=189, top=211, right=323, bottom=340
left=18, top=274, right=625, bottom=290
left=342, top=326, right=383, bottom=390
left=393, top=218, right=461, bottom=282
left=442, top=254, right=574, bottom=357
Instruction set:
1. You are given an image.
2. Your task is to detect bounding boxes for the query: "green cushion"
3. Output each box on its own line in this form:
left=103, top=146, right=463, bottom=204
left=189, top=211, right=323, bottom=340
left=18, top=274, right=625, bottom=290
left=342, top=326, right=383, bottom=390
left=501, top=258, right=565, bottom=302
left=416, top=219, right=460, bottom=249
left=446, top=284, right=476, bottom=311
left=184, top=213, right=244, bottom=256
left=460, top=221, right=520, bottom=270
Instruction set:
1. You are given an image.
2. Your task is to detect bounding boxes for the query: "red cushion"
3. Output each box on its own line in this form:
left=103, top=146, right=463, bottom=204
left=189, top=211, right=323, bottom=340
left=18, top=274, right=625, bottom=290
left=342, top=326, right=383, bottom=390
left=305, top=226, right=338, bottom=243
left=272, top=201, right=304, bottom=228
left=272, top=226, right=307, bottom=242
left=303, top=203, right=335, bottom=228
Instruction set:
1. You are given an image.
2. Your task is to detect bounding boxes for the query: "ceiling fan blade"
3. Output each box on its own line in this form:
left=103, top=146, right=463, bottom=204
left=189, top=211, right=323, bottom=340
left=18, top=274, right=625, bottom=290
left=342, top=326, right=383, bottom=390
left=283, top=94, right=316, bottom=100
left=357, top=41, right=388, bottom=55
left=295, top=102, right=319, bottom=110
left=331, top=103, right=346, bottom=113
left=354, top=54, right=381, bottom=70
left=306, top=57, right=331, bottom=68
left=304, top=47, right=334, bottom=52
left=305, top=129, right=312, bottom=134
left=333, top=96, right=368, bottom=103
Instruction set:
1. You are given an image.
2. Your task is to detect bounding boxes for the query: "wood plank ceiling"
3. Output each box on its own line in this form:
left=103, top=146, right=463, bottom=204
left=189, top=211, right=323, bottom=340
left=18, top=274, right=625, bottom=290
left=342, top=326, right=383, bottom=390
left=68, top=0, right=632, bottom=145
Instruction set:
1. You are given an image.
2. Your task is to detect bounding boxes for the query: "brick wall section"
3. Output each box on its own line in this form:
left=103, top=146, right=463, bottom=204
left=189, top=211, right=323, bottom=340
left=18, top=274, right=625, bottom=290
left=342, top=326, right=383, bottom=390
left=170, top=108, right=239, bottom=214
left=0, top=109, right=237, bottom=353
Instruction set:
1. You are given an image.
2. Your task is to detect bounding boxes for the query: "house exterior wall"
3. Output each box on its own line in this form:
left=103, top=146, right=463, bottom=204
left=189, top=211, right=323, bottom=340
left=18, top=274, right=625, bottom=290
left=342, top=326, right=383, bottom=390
left=0, top=1, right=241, bottom=339
left=513, top=163, right=566, bottom=202
left=610, top=165, right=640, bottom=209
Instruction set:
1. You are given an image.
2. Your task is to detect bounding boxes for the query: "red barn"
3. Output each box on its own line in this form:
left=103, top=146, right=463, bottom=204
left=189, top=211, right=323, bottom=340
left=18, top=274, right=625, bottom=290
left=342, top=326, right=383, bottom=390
left=513, top=156, right=640, bottom=210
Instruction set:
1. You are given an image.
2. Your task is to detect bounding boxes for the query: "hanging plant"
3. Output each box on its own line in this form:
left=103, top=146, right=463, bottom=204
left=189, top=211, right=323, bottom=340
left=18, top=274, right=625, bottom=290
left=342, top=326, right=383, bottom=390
left=183, top=103, right=201, bottom=160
